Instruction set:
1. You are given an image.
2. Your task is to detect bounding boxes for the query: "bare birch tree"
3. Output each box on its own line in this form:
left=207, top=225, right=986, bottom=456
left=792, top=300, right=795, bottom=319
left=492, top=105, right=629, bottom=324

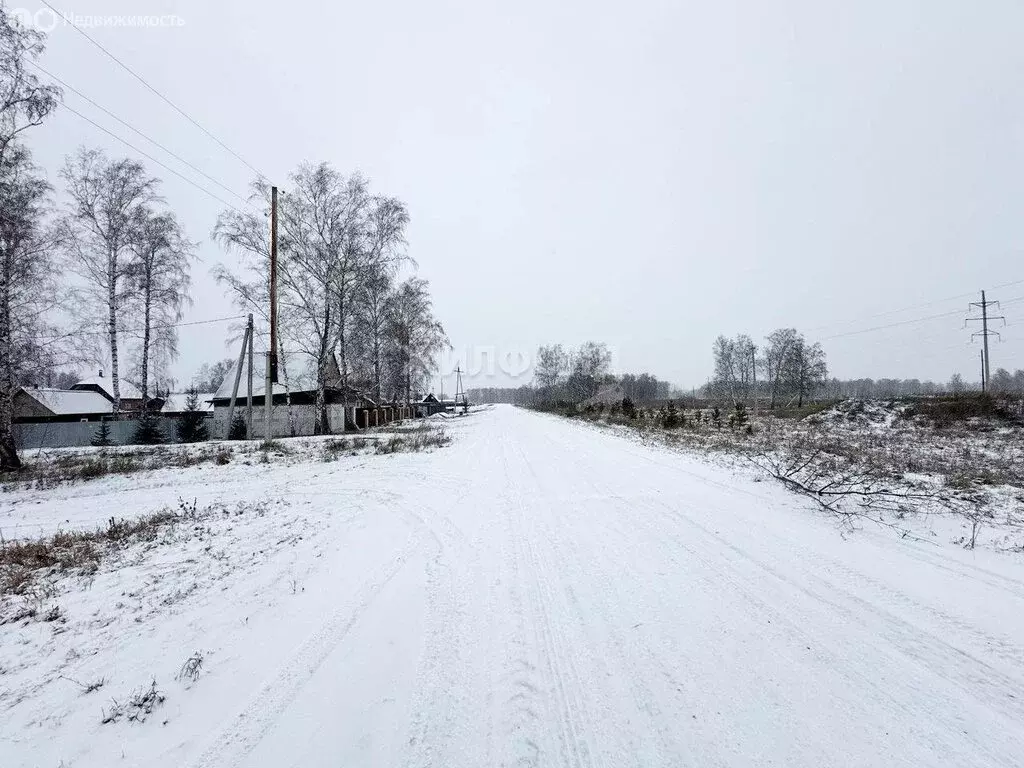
left=760, top=328, right=827, bottom=407
left=386, top=277, right=449, bottom=405
left=0, top=5, right=60, bottom=165
left=763, top=327, right=800, bottom=408
left=534, top=344, right=568, bottom=397
left=352, top=268, right=394, bottom=402
left=125, top=208, right=193, bottom=409
left=350, top=197, right=410, bottom=402
left=712, top=335, right=738, bottom=401
left=60, top=148, right=158, bottom=413
left=330, top=180, right=408, bottom=394
left=0, top=144, right=60, bottom=469
left=786, top=338, right=827, bottom=407
left=0, top=8, right=61, bottom=468
left=278, top=162, right=353, bottom=433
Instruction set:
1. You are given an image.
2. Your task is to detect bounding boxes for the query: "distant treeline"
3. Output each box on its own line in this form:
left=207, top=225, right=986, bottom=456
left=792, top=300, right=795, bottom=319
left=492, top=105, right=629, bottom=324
left=470, top=341, right=1024, bottom=408
left=471, top=342, right=675, bottom=406
left=820, top=370, right=1023, bottom=398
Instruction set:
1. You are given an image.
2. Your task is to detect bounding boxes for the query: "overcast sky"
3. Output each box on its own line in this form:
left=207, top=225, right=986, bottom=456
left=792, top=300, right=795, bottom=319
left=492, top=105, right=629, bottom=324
left=17, top=0, right=1024, bottom=391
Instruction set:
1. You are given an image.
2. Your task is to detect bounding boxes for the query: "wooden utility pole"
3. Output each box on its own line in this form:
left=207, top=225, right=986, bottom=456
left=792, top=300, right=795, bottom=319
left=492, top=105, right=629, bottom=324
left=246, top=313, right=254, bottom=437
left=967, top=290, right=1004, bottom=393
left=265, top=185, right=278, bottom=441
left=225, top=321, right=251, bottom=438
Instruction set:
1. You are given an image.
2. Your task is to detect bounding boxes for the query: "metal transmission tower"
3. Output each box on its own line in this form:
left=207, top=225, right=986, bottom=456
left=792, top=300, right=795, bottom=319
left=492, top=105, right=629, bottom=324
left=454, top=366, right=468, bottom=415
left=966, top=290, right=1005, bottom=393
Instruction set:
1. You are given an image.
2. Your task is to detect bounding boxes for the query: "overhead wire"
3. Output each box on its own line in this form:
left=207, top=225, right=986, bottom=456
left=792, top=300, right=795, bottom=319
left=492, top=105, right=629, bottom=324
left=33, top=315, right=248, bottom=342
left=816, top=309, right=965, bottom=341
left=58, top=101, right=246, bottom=214
left=806, top=277, right=1024, bottom=333
left=38, top=0, right=267, bottom=181
left=26, top=58, right=251, bottom=206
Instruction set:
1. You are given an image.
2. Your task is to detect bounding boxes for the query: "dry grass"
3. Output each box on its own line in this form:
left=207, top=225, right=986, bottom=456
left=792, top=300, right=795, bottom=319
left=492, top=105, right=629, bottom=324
left=374, top=424, right=452, bottom=455
left=1, top=445, right=239, bottom=491
left=549, top=398, right=1023, bottom=540
left=101, top=679, right=165, bottom=724
left=320, top=438, right=354, bottom=461
left=1, top=505, right=187, bottom=599
left=896, top=394, right=1020, bottom=428
left=177, top=651, right=204, bottom=684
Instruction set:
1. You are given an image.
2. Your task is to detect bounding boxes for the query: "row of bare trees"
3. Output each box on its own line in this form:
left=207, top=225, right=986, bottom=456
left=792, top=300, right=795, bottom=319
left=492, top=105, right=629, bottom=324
left=212, top=166, right=448, bottom=434
left=2, top=2, right=195, bottom=472
left=533, top=342, right=613, bottom=404
left=711, top=329, right=828, bottom=407
left=60, top=149, right=193, bottom=409
left=0, top=9, right=447, bottom=465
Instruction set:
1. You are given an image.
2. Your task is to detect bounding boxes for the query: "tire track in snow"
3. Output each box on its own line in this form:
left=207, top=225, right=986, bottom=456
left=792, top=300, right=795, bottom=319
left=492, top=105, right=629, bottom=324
left=183, top=530, right=423, bottom=768
left=532, top=416, right=1024, bottom=765
left=402, top=551, right=462, bottom=768
left=506, top=437, right=606, bottom=768
left=402, top=417, right=508, bottom=768
left=566, top=414, right=1024, bottom=599
left=642, top=497, right=1024, bottom=749
left=547, top=419, right=1024, bottom=697
left=521, top=423, right=688, bottom=766
left=498, top=438, right=559, bottom=768
left=617, top=504, right=1019, bottom=766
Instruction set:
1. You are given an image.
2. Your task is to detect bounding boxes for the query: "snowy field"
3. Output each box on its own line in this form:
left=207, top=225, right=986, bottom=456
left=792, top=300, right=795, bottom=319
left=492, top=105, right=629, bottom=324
left=3, top=405, right=1024, bottom=767
left=576, top=397, right=1024, bottom=553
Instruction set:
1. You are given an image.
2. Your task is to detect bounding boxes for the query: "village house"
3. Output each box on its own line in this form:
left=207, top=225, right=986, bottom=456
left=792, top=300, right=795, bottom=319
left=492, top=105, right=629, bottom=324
left=209, top=354, right=379, bottom=437
left=13, top=388, right=113, bottom=423
left=68, top=371, right=154, bottom=412
left=13, top=371, right=162, bottom=424
left=159, top=391, right=216, bottom=418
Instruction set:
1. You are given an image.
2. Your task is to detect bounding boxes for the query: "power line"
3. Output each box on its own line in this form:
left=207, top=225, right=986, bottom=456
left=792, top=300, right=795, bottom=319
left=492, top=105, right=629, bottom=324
left=35, top=314, right=247, bottom=341
left=37, top=0, right=266, bottom=180
left=26, top=59, right=250, bottom=206
left=159, top=314, right=249, bottom=330
left=817, top=309, right=965, bottom=341
left=806, top=277, right=1024, bottom=332
left=806, top=292, right=975, bottom=332
left=812, top=287, right=1024, bottom=343
left=59, top=101, right=245, bottom=214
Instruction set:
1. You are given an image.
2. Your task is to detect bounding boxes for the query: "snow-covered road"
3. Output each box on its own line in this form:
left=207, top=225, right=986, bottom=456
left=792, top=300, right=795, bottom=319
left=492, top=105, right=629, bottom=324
left=8, top=405, right=1024, bottom=767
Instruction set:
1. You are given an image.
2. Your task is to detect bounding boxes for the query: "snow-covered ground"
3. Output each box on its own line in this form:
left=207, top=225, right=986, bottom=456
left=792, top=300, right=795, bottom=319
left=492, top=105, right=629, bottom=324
left=583, top=398, right=1024, bottom=552
left=3, top=405, right=1024, bottom=767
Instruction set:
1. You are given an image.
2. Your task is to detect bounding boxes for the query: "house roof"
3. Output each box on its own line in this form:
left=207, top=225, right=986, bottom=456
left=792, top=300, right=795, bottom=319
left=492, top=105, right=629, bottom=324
left=161, top=392, right=216, bottom=412
left=73, top=374, right=143, bottom=401
left=211, top=353, right=369, bottom=403
left=213, top=374, right=294, bottom=401
left=20, top=388, right=114, bottom=416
